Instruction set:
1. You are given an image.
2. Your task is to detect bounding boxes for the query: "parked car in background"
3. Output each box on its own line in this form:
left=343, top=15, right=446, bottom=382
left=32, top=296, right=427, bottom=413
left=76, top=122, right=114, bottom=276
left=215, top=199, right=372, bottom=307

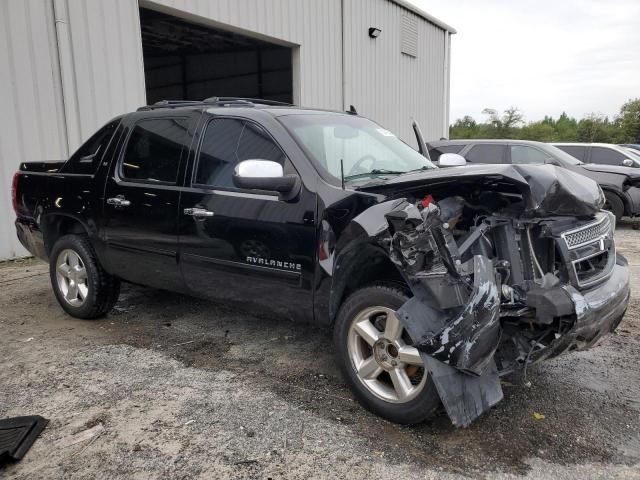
left=427, top=139, right=640, bottom=222
left=552, top=143, right=640, bottom=168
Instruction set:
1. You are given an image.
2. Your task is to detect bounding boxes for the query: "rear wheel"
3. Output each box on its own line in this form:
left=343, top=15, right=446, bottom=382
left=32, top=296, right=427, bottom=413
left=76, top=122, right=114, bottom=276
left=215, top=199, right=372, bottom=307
left=49, top=235, right=120, bottom=319
left=334, top=284, right=440, bottom=424
left=603, top=192, right=624, bottom=222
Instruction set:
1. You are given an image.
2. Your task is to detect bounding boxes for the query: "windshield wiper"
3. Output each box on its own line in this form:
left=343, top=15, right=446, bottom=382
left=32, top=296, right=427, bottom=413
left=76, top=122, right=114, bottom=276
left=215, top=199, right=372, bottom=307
left=405, top=165, right=435, bottom=173
left=370, top=169, right=405, bottom=175
left=344, top=169, right=405, bottom=181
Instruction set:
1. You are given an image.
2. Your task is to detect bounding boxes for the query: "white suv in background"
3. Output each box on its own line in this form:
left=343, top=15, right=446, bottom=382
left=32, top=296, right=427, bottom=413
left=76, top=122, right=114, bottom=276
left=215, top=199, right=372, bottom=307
left=552, top=143, right=640, bottom=167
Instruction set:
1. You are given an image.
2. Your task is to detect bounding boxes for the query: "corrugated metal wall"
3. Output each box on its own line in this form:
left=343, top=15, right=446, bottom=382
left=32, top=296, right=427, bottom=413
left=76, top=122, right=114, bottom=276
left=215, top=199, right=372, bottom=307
left=54, top=0, right=147, bottom=149
left=0, top=0, right=450, bottom=259
left=0, top=0, right=66, bottom=258
left=343, top=0, right=449, bottom=143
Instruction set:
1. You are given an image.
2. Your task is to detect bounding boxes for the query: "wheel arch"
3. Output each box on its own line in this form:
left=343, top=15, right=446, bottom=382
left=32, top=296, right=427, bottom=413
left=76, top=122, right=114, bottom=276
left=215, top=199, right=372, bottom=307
left=601, top=187, right=628, bottom=215
left=42, top=214, right=93, bottom=255
left=328, top=241, right=409, bottom=325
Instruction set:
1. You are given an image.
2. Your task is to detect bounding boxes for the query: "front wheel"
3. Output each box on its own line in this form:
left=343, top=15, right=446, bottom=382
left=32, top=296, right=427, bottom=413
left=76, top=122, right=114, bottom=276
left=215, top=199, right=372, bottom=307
left=334, top=284, right=440, bottom=424
left=49, top=235, right=120, bottom=319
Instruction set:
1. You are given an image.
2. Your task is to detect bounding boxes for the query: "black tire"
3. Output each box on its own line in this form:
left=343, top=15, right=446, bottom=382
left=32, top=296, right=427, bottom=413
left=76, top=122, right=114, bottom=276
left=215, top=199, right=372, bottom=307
left=49, top=235, right=120, bottom=319
left=334, top=284, right=440, bottom=425
left=604, top=192, right=624, bottom=222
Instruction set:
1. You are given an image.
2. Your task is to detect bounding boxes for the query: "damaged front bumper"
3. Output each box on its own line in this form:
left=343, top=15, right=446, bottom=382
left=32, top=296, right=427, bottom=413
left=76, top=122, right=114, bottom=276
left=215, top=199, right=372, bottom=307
left=399, top=252, right=630, bottom=428
left=530, top=254, right=630, bottom=364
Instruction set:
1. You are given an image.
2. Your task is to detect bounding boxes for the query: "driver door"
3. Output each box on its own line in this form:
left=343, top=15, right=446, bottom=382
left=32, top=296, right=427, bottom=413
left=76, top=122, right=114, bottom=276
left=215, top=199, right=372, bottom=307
left=178, top=117, right=317, bottom=322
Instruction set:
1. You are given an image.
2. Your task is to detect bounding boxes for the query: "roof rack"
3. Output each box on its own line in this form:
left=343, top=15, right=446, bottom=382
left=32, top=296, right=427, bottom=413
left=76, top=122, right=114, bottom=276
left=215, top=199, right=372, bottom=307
left=205, top=97, right=292, bottom=106
left=137, top=97, right=292, bottom=111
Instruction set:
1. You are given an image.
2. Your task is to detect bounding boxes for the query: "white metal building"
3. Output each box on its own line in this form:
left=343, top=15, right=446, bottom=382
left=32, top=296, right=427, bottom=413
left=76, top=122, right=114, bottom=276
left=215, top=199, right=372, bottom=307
left=0, top=0, right=454, bottom=259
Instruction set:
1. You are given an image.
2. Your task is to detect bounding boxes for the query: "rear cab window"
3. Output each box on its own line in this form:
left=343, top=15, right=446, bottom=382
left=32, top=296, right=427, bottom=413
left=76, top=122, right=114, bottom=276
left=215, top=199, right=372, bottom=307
left=119, top=118, right=190, bottom=184
left=61, top=120, right=120, bottom=174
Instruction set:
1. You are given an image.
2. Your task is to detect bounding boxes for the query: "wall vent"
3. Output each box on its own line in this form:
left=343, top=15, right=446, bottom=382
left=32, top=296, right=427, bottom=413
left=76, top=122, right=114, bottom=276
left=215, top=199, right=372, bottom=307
left=401, top=14, right=418, bottom=57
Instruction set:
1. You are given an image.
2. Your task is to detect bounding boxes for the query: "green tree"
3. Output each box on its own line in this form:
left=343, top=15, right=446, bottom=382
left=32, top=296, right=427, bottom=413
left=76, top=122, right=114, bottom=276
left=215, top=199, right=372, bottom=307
left=554, top=112, right=578, bottom=141
left=520, top=121, right=555, bottom=141
left=618, top=98, right=640, bottom=143
left=447, top=100, right=640, bottom=143
left=480, top=106, right=524, bottom=138
left=576, top=115, right=613, bottom=143
left=450, top=115, right=479, bottom=139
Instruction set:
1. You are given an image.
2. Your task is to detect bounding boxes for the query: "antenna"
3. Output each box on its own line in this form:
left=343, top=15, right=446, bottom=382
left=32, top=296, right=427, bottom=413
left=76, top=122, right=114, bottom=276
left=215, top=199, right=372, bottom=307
left=340, top=159, right=345, bottom=190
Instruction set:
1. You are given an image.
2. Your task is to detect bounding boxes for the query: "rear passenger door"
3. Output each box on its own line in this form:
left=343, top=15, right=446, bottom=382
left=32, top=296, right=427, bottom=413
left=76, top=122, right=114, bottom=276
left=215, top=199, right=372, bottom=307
left=178, top=117, right=317, bottom=321
left=101, top=115, right=194, bottom=291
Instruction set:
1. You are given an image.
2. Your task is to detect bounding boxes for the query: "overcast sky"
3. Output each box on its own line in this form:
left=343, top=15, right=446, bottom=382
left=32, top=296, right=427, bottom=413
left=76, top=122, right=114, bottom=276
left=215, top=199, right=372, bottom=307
left=408, top=0, right=640, bottom=124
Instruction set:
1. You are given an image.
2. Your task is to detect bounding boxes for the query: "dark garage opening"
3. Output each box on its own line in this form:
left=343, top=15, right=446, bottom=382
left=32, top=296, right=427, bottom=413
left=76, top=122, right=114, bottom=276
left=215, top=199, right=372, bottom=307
left=140, top=8, right=294, bottom=105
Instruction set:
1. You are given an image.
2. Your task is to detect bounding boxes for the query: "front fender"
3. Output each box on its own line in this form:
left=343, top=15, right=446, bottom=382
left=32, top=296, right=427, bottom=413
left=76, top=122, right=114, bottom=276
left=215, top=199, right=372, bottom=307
left=324, top=200, right=409, bottom=322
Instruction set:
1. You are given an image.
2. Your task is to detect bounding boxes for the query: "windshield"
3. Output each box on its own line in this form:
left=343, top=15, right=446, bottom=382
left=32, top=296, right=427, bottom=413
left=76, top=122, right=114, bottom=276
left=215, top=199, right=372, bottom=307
left=624, top=147, right=640, bottom=162
left=279, top=114, right=435, bottom=181
left=543, top=144, right=584, bottom=165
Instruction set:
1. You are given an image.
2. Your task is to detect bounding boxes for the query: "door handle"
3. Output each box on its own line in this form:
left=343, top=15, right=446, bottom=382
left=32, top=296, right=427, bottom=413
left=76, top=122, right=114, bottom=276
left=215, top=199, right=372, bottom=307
left=106, top=195, right=131, bottom=207
left=184, top=207, right=214, bottom=218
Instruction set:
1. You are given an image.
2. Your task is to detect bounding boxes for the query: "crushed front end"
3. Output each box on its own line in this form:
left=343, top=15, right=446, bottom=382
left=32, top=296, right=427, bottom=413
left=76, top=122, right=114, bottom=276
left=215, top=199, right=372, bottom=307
left=497, top=211, right=629, bottom=371
left=363, top=166, right=631, bottom=426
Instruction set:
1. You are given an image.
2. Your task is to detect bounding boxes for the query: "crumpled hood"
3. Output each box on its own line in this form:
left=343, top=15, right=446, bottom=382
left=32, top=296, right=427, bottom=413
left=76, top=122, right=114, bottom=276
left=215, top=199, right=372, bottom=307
left=358, top=164, right=604, bottom=217
left=581, top=163, right=640, bottom=179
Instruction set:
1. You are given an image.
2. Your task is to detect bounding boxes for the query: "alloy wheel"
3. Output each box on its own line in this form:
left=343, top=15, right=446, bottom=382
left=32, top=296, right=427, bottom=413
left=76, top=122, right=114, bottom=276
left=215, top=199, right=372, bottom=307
left=55, top=249, right=89, bottom=306
left=347, top=306, right=426, bottom=403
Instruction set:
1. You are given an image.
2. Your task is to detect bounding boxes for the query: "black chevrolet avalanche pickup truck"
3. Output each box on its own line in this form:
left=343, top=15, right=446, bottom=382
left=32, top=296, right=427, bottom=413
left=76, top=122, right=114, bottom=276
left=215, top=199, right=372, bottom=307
left=13, top=98, right=630, bottom=427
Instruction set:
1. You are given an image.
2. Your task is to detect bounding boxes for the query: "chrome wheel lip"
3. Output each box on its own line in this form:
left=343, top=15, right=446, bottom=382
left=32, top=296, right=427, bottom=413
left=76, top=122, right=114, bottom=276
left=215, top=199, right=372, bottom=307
left=55, top=249, right=89, bottom=307
left=347, top=306, right=427, bottom=404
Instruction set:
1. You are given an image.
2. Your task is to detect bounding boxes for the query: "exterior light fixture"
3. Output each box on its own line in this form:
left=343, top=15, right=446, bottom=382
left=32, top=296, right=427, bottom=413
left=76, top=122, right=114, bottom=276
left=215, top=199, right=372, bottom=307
left=368, top=27, right=382, bottom=38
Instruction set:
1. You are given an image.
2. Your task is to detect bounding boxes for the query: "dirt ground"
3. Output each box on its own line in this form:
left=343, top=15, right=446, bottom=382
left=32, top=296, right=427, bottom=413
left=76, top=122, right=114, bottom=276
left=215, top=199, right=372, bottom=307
left=1, top=223, right=640, bottom=479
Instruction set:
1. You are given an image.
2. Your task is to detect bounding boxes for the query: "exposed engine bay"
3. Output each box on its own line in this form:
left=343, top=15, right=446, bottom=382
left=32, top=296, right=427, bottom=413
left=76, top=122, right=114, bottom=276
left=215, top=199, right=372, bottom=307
left=362, top=168, right=628, bottom=426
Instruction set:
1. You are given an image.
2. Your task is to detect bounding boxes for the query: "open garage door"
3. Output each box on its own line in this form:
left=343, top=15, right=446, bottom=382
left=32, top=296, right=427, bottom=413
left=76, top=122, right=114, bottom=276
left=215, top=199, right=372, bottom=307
left=140, top=8, right=293, bottom=104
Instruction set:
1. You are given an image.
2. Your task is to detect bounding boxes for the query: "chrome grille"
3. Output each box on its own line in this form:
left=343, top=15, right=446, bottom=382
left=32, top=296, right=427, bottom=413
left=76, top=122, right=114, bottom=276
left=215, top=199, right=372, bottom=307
left=563, top=216, right=611, bottom=250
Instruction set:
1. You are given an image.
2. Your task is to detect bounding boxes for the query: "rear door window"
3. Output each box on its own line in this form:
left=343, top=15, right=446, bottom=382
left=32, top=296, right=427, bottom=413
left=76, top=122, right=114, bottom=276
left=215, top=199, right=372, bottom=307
left=428, top=145, right=465, bottom=162
left=556, top=145, right=587, bottom=161
left=194, top=118, right=286, bottom=189
left=590, top=147, right=627, bottom=165
left=465, top=144, right=508, bottom=164
left=120, top=118, right=189, bottom=183
left=510, top=145, right=547, bottom=165
left=62, top=120, right=119, bottom=174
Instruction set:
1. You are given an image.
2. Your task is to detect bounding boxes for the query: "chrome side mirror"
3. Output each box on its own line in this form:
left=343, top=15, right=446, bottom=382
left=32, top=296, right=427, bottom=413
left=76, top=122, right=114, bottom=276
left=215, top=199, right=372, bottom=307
left=235, top=159, right=283, bottom=178
left=438, top=153, right=467, bottom=167
left=623, top=158, right=634, bottom=167
left=232, top=159, right=299, bottom=197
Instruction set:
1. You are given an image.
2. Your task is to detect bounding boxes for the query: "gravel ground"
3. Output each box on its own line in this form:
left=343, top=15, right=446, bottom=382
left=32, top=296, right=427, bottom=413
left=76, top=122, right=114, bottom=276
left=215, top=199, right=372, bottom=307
left=1, top=222, right=640, bottom=479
